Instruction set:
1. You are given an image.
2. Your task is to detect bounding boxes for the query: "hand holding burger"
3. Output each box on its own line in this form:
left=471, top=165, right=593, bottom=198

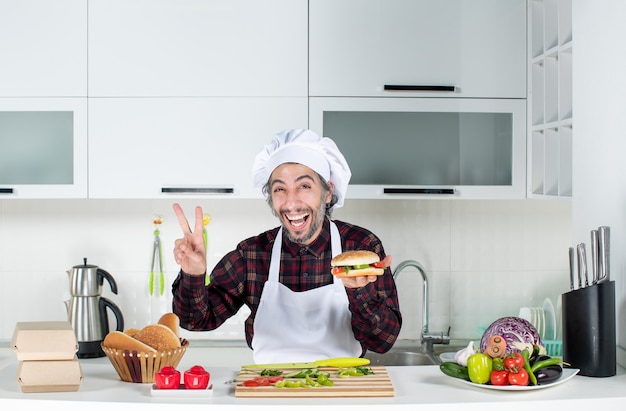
left=331, top=250, right=392, bottom=277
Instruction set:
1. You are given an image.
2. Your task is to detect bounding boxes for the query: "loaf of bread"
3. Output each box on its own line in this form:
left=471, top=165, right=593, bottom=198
left=134, top=324, right=181, bottom=351
left=103, top=331, right=157, bottom=353
left=157, top=313, right=180, bottom=338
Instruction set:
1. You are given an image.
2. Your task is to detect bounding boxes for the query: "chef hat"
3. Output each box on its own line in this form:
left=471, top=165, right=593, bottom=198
left=252, top=129, right=351, bottom=209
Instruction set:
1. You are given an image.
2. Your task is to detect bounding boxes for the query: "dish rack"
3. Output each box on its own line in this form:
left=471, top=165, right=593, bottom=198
left=543, top=340, right=563, bottom=357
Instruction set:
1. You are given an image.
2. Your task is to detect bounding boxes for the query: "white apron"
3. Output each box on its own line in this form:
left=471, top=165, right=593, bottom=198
left=251, top=221, right=362, bottom=363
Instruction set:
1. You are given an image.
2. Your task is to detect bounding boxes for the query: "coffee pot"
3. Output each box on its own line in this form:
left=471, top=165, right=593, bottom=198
left=65, top=258, right=124, bottom=358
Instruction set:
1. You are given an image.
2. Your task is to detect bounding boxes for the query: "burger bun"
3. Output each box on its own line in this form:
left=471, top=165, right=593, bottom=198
left=134, top=324, right=181, bottom=351
left=103, top=331, right=157, bottom=353
left=157, top=312, right=180, bottom=338
left=331, top=250, right=385, bottom=277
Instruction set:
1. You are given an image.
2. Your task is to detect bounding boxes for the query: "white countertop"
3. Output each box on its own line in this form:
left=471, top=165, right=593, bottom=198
left=1, top=343, right=626, bottom=410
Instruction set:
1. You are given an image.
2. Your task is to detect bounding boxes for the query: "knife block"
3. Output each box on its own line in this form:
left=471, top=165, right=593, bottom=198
left=561, top=281, right=616, bottom=377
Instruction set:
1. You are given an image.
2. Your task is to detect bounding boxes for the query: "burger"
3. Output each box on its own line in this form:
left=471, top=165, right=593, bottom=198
left=330, top=250, right=392, bottom=277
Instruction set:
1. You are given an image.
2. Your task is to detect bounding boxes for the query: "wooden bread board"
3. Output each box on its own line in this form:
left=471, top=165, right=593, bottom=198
left=235, top=366, right=394, bottom=398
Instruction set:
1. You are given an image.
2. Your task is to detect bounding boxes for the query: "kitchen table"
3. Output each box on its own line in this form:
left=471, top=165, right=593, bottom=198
left=1, top=342, right=626, bottom=410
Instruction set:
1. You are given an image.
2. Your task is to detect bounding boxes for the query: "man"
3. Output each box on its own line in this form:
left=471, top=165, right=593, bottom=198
left=171, top=129, right=401, bottom=363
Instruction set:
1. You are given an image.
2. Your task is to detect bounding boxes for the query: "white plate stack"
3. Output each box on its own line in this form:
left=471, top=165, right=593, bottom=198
left=518, top=298, right=561, bottom=356
left=518, top=306, right=545, bottom=339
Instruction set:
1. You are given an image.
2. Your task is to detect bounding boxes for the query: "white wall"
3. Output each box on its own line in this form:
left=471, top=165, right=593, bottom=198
left=573, top=1, right=626, bottom=367
left=0, top=198, right=571, bottom=344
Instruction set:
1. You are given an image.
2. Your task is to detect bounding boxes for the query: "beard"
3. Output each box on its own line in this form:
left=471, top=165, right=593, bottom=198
left=282, top=200, right=327, bottom=244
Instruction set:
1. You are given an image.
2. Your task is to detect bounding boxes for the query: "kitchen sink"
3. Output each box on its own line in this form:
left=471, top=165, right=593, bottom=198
left=364, top=344, right=466, bottom=366
left=365, top=350, right=438, bottom=366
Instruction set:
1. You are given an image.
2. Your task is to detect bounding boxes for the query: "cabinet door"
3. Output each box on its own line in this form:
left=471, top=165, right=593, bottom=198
left=310, top=97, right=527, bottom=199
left=88, top=0, right=307, bottom=97
left=0, top=0, right=87, bottom=97
left=88, top=97, right=308, bottom=198
left=310, top=0, right=527, bottom=98
left=0, top=98, right=88, bottom=198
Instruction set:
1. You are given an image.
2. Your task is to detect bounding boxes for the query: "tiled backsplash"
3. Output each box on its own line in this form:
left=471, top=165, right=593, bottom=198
left=0, top=198, right=572, bottom=342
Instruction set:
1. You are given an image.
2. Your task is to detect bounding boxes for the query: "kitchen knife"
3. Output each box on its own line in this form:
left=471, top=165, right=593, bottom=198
left=568, top=247, right=575, bottom=290
left=598, top=226, right=610, bottom=282
left=590, top=230, right=599, bottom=284
left=576, top=243, right=588, bottom=288
left=242, top=357, right=370, bottom=369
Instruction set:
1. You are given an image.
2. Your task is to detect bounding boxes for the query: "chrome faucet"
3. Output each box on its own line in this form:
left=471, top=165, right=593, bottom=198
left=393, top=260, right=450, bottom=354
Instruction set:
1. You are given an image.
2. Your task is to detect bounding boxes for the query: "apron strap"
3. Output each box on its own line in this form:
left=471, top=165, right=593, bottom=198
left=267, top=220, right=342, bottom=283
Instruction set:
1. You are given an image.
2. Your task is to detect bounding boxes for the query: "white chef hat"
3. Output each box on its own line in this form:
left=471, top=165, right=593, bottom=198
left=252, top=129, right=351, bottom=210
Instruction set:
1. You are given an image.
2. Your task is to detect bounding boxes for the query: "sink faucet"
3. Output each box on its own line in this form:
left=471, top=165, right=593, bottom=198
left=393, top=260, right=450, bottom=354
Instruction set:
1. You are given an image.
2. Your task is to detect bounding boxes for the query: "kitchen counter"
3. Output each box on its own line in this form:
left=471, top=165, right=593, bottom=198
left=1, top=342, right=626, bottom=410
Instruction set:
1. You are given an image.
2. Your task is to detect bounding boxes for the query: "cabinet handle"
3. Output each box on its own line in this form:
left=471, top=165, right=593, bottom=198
left=384, top=84, right=457, bottom=92
left=384, top=188, right=455, bottom=195
left=161, top=187, right=234, bottom=194
left=0, top=188, right=14, bottom=194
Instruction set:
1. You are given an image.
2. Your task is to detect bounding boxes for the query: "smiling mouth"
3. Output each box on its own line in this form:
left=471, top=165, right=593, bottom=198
left=285, top=212, right=309, bottom=229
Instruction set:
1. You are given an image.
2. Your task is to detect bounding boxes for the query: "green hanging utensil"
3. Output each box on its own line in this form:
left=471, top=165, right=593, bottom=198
left=150, top=215, right=165, bottom=296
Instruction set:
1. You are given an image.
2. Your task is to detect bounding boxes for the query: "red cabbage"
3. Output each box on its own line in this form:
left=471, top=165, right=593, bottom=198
left=480, top=316, right=543, bottom=354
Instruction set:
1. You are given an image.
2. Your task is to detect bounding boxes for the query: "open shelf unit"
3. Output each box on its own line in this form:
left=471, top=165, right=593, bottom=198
left=528, top=0, right=573, bottom=198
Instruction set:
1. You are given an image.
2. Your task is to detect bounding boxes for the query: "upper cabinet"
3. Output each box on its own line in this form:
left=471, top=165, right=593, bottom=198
left=0, top=0, right=87, bottom=97
left=310, top=97, right=527, bottom=199
left=88, top=97, right=308, bottom=199
left=0, top=98, right=88, bottom=198
left=0, top=1, right=87, bottom=198
left=88, top=0, right=307, bottom=97
left=528, top=0, right=573, bottom=198
left=309, top=0, right=527, bottom=99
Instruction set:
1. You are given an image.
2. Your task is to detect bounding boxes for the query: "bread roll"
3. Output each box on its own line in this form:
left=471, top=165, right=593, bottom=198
left=123, top=328, right=140, bottom=338
left=157, top=313, right=180, bottom=338
left=134, top=324, right=181, bottom=351
left=103, top=331, right=156, bottom=353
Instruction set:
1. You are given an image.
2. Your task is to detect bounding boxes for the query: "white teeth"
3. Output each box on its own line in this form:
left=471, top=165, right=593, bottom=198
left=287, top=213, right=308, bottom=221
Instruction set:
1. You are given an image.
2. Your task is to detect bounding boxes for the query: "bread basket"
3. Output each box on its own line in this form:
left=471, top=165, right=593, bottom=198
left=102, top=339, right=188, bottom=383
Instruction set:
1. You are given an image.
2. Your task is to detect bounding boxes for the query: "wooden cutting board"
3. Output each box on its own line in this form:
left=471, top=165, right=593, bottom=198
left=235, top=366, right=394, bottom=398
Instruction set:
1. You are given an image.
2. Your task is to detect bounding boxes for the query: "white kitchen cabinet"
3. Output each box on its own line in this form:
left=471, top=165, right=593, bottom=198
left=0, top=0, right=87, bottom=97
left=0, top=98, right=88, bottom=198
left=310, top=97, right=527, bottom=199
left=88, top=97, right=308, bottom=198
left=528, top=0, right=573, bottom=198
left=88, top=0, right=307, bottom=97
left=309, top=0, right=527, bottom=98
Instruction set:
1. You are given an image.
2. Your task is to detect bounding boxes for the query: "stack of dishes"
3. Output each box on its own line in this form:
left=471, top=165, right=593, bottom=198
left=518, top=297, right=561, bottom=356
left=542, top=298, right=557, bottom=341
left=518, top=306, right=545, bottom=339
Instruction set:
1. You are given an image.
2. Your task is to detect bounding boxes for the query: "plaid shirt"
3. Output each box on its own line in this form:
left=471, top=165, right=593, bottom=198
left=172, top=219, right=402, bottom=354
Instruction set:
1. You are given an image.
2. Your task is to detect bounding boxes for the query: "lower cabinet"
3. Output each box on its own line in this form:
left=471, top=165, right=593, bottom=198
left=87, top=98, right=308, bottom=199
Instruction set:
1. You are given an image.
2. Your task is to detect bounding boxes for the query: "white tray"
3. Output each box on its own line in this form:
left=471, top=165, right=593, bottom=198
left=150, top=384, right=213, bottom=398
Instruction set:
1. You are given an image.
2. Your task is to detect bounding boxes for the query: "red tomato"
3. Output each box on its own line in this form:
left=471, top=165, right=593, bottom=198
left=331, top=267, right=348, bottom=275
left=243, top=377, right=273, bottom=387
left=503, top=352, right=524, bottom=372
left=372, top=255, right=392, bottom=269
left=508, top=369, right=530, bottom=386
left=154, top=366, right=181, bottom=389
left=490, top=369, right=509, bottom=386
left=183, top=365, right=210, bottom=389
left=268, top=376, right=284, bottom=383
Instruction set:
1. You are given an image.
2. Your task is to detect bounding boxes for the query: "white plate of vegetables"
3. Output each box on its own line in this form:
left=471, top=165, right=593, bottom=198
left=450, top=368, right=579, bottom=391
